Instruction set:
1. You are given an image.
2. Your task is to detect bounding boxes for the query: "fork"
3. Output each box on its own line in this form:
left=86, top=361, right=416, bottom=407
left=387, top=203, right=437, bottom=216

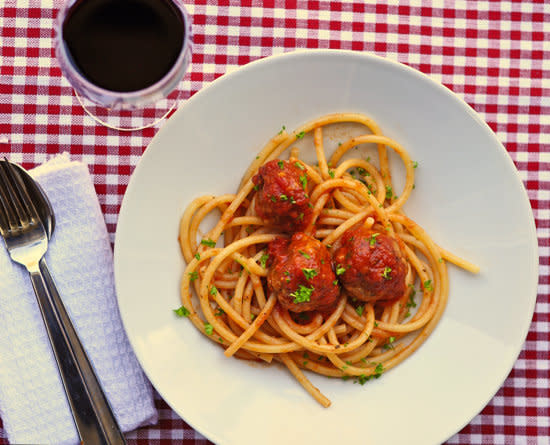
left=0, top=160, right=126, bottom=445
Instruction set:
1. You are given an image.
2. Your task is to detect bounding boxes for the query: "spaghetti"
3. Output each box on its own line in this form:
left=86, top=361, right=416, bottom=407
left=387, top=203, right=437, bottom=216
left=177, top=112, right=479, bottom=407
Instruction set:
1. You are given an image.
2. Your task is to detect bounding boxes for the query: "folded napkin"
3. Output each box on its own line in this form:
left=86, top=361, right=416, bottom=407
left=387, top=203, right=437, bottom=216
left=0, top=154, right=157, bottom=445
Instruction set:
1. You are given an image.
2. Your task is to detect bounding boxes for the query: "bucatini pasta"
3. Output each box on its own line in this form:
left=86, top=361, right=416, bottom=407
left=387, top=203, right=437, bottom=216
left=176, top=112, right=479, bottom=407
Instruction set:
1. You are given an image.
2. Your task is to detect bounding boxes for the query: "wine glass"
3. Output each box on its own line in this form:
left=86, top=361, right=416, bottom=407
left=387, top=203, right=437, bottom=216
left=55, top=0, right=192, bottom=131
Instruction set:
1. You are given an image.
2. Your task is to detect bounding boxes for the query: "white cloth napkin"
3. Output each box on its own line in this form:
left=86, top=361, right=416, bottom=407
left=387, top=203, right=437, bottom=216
left=0, top=154, right=158, bottom=445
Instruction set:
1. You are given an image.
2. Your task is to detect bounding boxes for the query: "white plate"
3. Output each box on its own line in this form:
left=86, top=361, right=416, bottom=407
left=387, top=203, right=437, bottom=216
left=114, top=50, right=538, bottom=445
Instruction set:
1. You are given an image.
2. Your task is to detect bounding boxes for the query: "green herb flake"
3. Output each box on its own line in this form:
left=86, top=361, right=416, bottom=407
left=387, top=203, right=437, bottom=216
left=290, top=196, right=297, bottom=204
left=188, top=271, right=199, bottom=282
left=253, top=184, right=259, bottom=191
left=302, top=268, right=318, bottom=280
left=260, top=254, right=269, bottom=268
left=201, top=238, right=216, bottom=247
left=369, top=232, right=380, bottom=247
left=298, top=250, right=311, bottom=259
left=336, top=265, right=346, bottom=276
left=328, top=169, right=335, bottom=178
left=424, top=280, right=433, bottom=291
left=299, top=174, right=308, bottom=190
left=194, top=253, right=201, bottom=260
left=204, top=323, right=214, bottom=335
left=215, top=308, right=225, bottom=317
left=290, top=284, right=314, bottom=304
left=294, top=161, right=305, bottom=170
left=280, top=194, right=288, bottom=201
left=209, top=285, right=218, bottom=295
left=278, top=125, right=286, bottom=135
left=173, top=306, right=190, bottom=317
left=296, top=131, right=306, bottom=139
left=333, top=279, right=338, bottom=286
left=382, top=266, right=392, bottom=280
left=277, top=160, right=284, bottom=169
left=355, top=305, right=364, bottom=316
left=270, top=195, right=277, bottom=202
left=385, top=185, right=393, bottom=200
left=413, top=161, right=418, bottom=168
left=383, top=336, right=395, bottom=350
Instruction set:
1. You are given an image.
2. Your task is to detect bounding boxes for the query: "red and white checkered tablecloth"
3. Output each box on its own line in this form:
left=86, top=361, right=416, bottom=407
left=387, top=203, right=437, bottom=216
left=1, top=0, right=548, bottom=444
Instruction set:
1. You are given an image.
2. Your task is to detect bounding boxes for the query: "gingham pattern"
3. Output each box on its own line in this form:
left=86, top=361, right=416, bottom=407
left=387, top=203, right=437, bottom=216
left=0, top=1, right=548, bottom=444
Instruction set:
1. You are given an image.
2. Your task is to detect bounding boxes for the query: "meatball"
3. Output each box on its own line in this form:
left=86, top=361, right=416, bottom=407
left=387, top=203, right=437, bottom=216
left=267, top=233, right=339, bottom=312
left=252, top=159, right=312, bottom=232
left=332, top=226, right=407, bottom=304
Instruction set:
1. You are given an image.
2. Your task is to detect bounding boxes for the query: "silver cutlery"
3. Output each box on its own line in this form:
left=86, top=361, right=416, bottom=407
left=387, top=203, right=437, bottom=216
left=0, top=159, right=126, bottom=445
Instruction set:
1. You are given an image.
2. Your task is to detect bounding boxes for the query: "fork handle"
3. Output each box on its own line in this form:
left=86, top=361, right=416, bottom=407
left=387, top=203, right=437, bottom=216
left=28, top=258, right=127, bottom=445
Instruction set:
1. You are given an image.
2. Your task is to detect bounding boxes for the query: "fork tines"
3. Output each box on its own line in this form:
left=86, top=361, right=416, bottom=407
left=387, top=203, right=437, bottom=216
left=0, top=160, right=40, bottom=233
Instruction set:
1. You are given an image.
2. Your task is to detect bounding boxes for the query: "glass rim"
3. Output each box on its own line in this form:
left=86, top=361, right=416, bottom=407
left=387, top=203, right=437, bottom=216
left=54, top=0, right=192, bottom=101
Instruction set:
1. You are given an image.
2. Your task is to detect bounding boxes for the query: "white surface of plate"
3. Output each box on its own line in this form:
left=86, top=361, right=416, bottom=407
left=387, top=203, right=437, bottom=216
left=114, top=50, right=538, bottom=445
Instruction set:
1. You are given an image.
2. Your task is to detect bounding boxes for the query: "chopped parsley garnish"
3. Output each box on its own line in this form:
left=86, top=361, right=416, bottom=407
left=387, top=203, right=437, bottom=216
left=204, top=323, right=214, bottom=335
left=253, top=184, right=259, bottom=191
left=173, top=306, right=190, bottom=317
left=201, top=238, right=216, bottom=247
left=194, top=253, right=201, bottom=260
left=357, top=167, right=367, bottom=176
left=209, top=285, right=218, bottom=295
left=259, top=254, right=269, bottom=268
left=280, top=194, right=288, bottom=201
left=298, top=250, right=311, bottom=259
left=355, top=305, right=364, bottom=316
left=328, top=169, right=335, bottom=178
left=296, top=131, right=306, bottom=139
left=290, top=285, right=314, bottom=304
left=277, top=160, right=284, bottom=169
left=302, top=268, right=318, bottom=280
left=382, top=266, right=392, bottom=280
left=215, top=308, right=225, bottom=316
left=188, top=271, right=199, bottom=282
left=333, top=279, right=338, bottom=286
left=385, top=185, right=393, bottom=200
left=270, top=195, right=277, bottom=202
left=290, top=196, right=296, bottom=204
left=278, top=125, right=286, bottom=135
left=298, top=212, right=304, bottom=220
left=336, top=265, right=346, bottom=276
left=374, top=362, right=384, bottom=377
left=299, top=174, right=308, bottom=190
left=294, top=161, right=305, bottom=170
left=383, top=336, right=395, bottom=350
left=424, top=280, right=433, bottom=291
left=413, top=161, right=418, bottom=168
left=369, top=232, right=379, bottom=247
